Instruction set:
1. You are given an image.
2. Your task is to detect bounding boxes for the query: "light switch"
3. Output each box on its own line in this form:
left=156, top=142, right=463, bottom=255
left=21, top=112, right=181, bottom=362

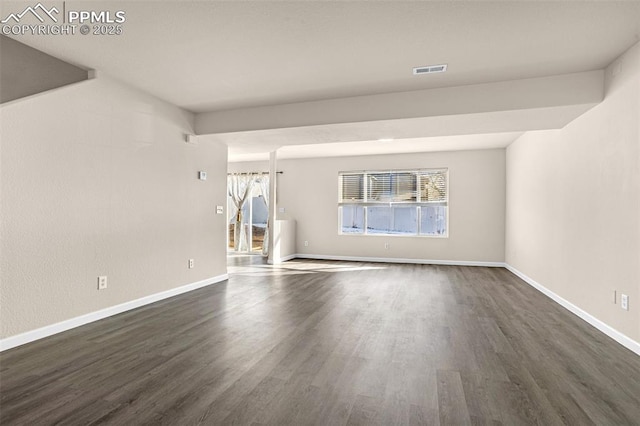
left=198, top=171, right=207, bottom=181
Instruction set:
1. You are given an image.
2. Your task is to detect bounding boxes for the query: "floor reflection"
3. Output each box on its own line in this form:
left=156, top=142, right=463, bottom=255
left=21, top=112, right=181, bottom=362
left=227, top=254, right=388, bottom=277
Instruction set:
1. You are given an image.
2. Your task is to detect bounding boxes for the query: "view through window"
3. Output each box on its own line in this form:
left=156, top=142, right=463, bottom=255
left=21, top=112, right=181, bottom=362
left=339, top=169, right=448, bottom=236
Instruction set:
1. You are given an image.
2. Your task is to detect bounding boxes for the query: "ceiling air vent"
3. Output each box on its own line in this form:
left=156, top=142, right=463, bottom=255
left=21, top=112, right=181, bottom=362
left=413, top=64, right=447, bottom=75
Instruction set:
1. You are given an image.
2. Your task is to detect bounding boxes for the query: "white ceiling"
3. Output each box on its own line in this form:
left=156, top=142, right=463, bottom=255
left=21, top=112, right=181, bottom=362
left=4, top=1, right=640, bottom=113
left=3, top=1, right=639, bottom=160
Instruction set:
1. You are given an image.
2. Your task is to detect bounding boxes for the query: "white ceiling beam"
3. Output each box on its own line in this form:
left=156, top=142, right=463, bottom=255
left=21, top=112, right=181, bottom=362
left=195, top=71, right=603, bottom=136
left=204, top=103, right=597, bottom=157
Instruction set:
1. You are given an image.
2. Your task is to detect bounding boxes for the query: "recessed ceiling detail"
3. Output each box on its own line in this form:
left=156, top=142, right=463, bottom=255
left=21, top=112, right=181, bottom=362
left=224, top=132, right=525, bottom=162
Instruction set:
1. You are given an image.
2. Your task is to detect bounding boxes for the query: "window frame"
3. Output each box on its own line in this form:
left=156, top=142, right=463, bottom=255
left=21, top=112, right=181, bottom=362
left=338, top=168, right=449, bottom=238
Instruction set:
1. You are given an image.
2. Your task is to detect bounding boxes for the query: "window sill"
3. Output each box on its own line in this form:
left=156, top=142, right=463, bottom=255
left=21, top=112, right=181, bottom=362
left=338, top=232, right=449, bottom=239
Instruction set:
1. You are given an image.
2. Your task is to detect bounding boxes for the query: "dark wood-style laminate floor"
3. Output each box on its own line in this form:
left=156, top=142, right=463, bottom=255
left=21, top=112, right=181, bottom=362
left=1, top=257, right=639, bottom=425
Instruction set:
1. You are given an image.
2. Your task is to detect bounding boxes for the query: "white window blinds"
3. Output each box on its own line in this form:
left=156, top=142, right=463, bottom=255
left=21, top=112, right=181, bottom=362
left=368, top=172, right=417, bottom=202
left=340, top=173, right=364, bottom=202
left=339, top=169, right=447, bottom=203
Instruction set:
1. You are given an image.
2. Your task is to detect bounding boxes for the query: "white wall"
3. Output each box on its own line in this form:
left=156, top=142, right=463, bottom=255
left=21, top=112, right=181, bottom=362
left=228, top=161, right=269, bottom=174
left=0, top=76, right=228, bottom=340
left=0, top=36, right=88, bottom=103
left=272, top=220, right=296, bottom=262
left=506, top=42, right=640, bottom=342
left=234, top=149, right=506, bottom=264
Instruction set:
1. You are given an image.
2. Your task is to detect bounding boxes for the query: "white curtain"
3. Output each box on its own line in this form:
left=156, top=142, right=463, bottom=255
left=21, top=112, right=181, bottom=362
left=227, top=174, right=255, bottom=252
left=257, top=174, right=270, bottom=256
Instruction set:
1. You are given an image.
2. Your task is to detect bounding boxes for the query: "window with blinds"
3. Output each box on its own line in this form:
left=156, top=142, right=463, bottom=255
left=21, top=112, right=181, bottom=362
left=338, top=169, right=448, bottom=236
left=340, top=173, right=364, bottom=202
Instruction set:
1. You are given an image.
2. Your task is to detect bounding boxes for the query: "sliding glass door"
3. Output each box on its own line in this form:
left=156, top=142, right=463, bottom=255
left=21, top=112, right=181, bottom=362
left=227, top=174, right=269, bottom=254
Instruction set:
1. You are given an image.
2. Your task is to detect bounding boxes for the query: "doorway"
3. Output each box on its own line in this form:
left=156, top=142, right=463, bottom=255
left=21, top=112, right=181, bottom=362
left=227, top=174, right=269, bottom=254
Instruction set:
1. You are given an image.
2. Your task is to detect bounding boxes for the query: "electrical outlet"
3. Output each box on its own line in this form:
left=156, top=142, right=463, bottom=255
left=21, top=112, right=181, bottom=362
left=98, top=276, right=107, bottom=290
left=189, top=259, right=195, bottom=269
left=621, top=294, right=629, bottom=311
left=304, top=241, right=309, bottom=247
left=384, top=242, right=390, bottom=249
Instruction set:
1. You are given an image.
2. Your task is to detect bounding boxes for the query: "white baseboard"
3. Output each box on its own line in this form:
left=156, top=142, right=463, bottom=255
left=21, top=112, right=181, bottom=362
left=293, top=253, right=505, bottom=268
left=275, top=254, right=297, bottom=263
left=505, top=265, right=640, bottom=356
left=268, top=255, right=296, bottom=265
left=0, top=274, right=229, bottom=352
